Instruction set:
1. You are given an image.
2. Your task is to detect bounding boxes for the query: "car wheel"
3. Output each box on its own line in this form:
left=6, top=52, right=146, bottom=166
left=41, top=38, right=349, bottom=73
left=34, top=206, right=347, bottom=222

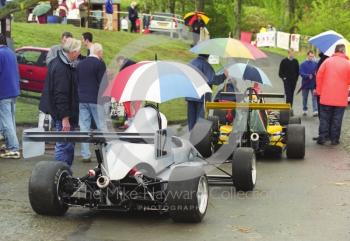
left=286, top=124, right=305, bottom=159
left=232, top=147, right=256, bottom=191
left=279, top=110, right=291, bottom=126
left=167, top=166, right=209, bottom=223
left=28, top=161, right=71, bottom=216
left=190, top=119, right=214, bottom=158
left=289, top=116, right=301, bottom=124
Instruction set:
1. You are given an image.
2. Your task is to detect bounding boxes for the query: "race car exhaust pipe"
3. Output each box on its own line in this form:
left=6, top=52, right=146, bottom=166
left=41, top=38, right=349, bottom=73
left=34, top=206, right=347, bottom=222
left=251, top=133, right=260, bottom=142
left=97, top=176, right=110, bottom=189
left=250, top=133, right=260, bottom=150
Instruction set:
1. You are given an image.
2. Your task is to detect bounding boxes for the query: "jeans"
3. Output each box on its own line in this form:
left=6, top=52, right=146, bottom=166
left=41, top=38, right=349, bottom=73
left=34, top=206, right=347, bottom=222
left=79, top=103, right=107, bottom=159
left=187, top=101, right=204, bottom=131
left=302, top=89, right=318, bottom=112
left=54, top=120, right=75, bottom=167
left=283, top=79, right=297, bottom=107
left=0, top=98, right=19, bottom=151
left=319, top=105, right=345, bottom=142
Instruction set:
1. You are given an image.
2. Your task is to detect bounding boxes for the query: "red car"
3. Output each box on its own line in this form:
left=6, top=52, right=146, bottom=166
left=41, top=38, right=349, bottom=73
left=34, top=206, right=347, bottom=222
left=16, top=47, right=49, bottom=93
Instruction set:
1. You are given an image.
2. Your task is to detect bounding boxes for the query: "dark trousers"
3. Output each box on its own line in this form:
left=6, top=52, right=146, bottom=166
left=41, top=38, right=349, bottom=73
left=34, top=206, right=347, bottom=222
left=130, top=20, right=137, bottom=32
left=317, top=96, right=321, bottom=120
left=187, top=101, right=204, bottom=131
left=319, top=105, right=345, bottom=142
left=283, top=79, right=297, bottom=106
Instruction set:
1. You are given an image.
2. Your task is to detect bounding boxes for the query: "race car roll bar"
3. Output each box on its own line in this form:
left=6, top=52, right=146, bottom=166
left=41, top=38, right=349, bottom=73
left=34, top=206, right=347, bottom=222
left=205, top=102, right=291, bottom=111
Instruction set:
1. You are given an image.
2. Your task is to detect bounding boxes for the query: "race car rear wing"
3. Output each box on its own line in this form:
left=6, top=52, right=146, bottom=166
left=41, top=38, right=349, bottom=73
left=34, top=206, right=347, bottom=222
left=22, top=128, right=167, bottom=159
left=219, top=92, right=285, bottom=99
left=205, top=102, right=291, bottom=111
left=23, top=129, right=155, bottom=144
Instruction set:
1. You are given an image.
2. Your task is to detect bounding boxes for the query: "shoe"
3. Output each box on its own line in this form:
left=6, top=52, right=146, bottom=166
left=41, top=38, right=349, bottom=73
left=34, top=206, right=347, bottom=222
left=331, top=140, right=340, bottom=145
left=0, top=144, right=7, bottom=152
left=303, top=111, right=307, bottom=116
left=313, top=111, right=318, bottom=117
left=317, top=139, right=325, bottom=145
left=0, top=151, right=20, bottom=159
left=0, top=134, right=4, bottom=141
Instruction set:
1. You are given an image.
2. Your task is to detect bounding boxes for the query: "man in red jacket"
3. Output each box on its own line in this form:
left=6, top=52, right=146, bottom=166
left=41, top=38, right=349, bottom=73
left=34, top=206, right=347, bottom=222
left=316, top=44, right=350, bottom=145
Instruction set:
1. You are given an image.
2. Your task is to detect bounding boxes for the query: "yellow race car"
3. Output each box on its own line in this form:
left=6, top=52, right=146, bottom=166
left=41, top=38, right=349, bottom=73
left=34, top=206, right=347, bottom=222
left=190, top=87, right=305, bottom=191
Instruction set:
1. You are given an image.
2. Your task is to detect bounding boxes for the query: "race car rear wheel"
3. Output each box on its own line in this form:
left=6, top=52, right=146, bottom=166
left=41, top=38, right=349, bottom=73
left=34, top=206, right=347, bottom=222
left=289, top=116, right=301, bottom=124
left=286, top=124, right=305, bottom=159
left=190, top=119, right=214, bottom=158
left=29, top=161, right=71, bottom=216
left=167, top=166, right=209, bottom=223
left=232, top=147, right=256, bottom=191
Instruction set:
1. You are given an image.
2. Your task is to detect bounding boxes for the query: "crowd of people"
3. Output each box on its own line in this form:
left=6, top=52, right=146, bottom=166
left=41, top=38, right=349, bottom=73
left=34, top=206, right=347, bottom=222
left=279, top=45, right=350, bottom=145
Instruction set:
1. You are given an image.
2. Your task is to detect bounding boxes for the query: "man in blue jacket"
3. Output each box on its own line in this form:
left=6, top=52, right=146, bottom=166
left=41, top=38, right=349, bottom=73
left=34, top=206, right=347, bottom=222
left=187, top=54, right=228, bottom=131
left=0, top=34, right=20, bottom=159
left=105, top=0, right=113, bottom=31
left=299, top=50, right=318, bottom=117
left=77, top=43, right=107, bottom=162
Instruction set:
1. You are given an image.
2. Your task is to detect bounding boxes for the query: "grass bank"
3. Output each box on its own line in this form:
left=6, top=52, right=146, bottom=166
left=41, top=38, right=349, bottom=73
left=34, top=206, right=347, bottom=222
left=12, top=22, right=195, bottom=125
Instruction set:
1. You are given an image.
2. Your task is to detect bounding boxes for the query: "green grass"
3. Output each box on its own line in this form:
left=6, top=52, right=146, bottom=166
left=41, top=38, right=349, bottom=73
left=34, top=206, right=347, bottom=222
left=12, top=22, right=196, bottom=125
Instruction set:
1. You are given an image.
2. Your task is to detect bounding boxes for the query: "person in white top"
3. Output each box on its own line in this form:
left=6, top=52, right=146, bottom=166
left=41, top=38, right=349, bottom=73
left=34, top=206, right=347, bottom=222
left=121, top=16, right=129, bottom=32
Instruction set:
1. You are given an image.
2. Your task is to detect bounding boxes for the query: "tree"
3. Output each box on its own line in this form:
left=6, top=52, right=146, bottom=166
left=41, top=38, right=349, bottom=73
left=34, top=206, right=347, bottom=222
left=233, top=0, right=242, bottom=38
left=0, top=0, right=42, bottom=19
left=168, top=0, right=176, bottom=13
left=197, top=0, right=205, bottom=11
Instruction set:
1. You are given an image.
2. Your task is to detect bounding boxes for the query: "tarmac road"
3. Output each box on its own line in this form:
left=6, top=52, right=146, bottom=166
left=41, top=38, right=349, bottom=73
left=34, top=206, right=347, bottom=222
left=0, top=53, right=350, bottom=241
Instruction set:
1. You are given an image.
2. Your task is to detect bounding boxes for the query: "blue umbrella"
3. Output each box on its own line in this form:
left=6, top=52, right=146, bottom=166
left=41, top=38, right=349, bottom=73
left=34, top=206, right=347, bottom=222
left=226, top=63, right=272, bottom=86
left=309, top=30, right=349, bottom=56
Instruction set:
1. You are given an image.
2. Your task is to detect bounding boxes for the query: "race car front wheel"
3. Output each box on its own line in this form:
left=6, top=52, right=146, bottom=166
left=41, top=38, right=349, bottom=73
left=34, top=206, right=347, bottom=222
left=232, top=147, right=256, bottom=191
left=29, top=161, right=71, bottom=216
left=286, top=124, right=305, bottom=159
left=167, top=166, right=209, bottom=223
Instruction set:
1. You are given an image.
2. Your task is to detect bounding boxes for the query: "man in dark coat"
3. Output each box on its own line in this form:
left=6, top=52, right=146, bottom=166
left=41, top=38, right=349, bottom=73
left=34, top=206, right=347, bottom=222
left=128, top=2, right=138, bottom=33
left=39, top=38, right=81, bottom=167
left=128, top=2, right=139, bottom=33
left=187, top=54, right=228, bottom=131
left=279, top=48, right=299, bottom=107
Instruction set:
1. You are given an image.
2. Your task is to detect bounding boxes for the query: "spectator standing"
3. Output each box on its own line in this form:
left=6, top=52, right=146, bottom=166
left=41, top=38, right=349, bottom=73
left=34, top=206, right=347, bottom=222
left=187, top=54, right=228, bottom=131
left=191, top=18, right=205, bottom=46
left=116, top=56, right=141, bottom=128
left=79, top=0, right=88, bottom=27
left=104, top=0, right=113, bottom=31
left=46, top=31, right=73, bottom=65
left=121, top=16, right=129, bottom=32
left=77, top=43, right=107, bottom=162
left=128, top=1, right=138, bottom=33
left=316, top=44, right=350, bottom=145
left=299, top=50, right=318, bottom=116
left=279, top=48, right=299, bottom=107
left=82, top=32, right=93, bottom=56
left=57, top=0, right=68, bottom=24
left=0, top=34, right=20, bottom=159
left=312, top=52, right=329, bottom=141
left=39, top=38, right=81, bottom=167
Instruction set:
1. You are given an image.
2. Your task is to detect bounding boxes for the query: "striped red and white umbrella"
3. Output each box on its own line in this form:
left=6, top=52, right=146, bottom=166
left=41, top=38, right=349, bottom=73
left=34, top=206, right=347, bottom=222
left=104, top=61, right=212, bottom=103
